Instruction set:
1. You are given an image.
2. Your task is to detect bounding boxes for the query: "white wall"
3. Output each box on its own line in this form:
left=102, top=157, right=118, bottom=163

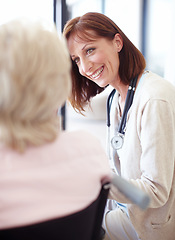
left=164, top=0, right=175, bottom=84
left=0, top=0, right=53, bottom=25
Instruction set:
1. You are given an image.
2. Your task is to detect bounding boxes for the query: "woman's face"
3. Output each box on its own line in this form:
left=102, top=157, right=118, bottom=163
left=67, top=31, right=123, bottom=88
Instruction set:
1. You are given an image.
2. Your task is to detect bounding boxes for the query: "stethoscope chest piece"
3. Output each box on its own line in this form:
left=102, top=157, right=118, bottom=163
left=111, top=133, right=124, bottom=150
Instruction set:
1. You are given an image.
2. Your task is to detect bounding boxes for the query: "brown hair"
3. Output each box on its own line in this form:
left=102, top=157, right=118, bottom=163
left=63, top=12, right=146, bottom=113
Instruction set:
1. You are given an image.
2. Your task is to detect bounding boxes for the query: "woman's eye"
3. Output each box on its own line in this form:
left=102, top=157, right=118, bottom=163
left=86, top=48, right=95, bottom=55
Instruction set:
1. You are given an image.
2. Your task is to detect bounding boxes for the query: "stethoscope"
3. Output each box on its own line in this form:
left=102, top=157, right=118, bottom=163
left=107, top=75, right=138, bottom=152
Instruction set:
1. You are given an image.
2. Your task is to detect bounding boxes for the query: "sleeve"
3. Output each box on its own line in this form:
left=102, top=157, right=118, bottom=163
left=135, top=99, right=175, bottom=207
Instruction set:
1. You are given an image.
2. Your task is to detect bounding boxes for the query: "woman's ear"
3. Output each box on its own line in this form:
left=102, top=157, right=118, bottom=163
left=113, top=33, right=123, bottom=52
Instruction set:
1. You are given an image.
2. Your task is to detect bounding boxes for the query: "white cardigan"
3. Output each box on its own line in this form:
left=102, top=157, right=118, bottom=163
left=109, top=71, right=175, bottom=240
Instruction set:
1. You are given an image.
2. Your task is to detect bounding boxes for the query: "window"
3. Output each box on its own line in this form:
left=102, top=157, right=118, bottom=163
left=67, top=0, right=102, bottom=18
left=105, top=0, right=142, bottom=51
left=146, top=0, right=172, bottom=78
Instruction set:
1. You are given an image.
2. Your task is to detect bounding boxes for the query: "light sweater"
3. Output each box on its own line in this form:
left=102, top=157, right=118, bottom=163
left=109, top=71, right=175, bottom=240
left=0, top=130, right=110, bottom=229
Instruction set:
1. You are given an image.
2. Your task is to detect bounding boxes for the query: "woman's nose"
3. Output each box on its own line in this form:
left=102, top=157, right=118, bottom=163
left=79, top=58, right=92, bottom=76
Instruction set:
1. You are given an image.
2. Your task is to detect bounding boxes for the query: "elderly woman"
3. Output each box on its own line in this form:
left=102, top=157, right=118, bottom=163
left=0, top=18, right=110, bottom=239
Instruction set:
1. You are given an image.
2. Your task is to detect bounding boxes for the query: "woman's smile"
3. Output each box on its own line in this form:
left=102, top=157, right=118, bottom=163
left=89, top=66, right=104, bottom=79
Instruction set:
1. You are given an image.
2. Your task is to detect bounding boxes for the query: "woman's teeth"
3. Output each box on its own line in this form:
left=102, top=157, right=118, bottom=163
left=92, top=67, right=103, bottom=78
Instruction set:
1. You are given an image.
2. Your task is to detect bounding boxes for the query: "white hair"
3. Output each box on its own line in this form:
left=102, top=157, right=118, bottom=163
left=0, top=19, right=71, bottom=152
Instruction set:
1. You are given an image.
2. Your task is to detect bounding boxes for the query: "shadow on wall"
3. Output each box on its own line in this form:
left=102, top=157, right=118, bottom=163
left=67, top=86, right=113, bottom=121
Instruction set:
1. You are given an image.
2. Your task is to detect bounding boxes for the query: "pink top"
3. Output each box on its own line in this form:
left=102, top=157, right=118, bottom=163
left=0, top=130, right=110, bottom=229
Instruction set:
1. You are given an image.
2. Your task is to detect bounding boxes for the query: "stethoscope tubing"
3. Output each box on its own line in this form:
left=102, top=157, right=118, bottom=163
left=118, top=76, right=137, bottom=134
left=107, top=88, right=116, bottom=127
left=107, top=76, right=138, bottom=133
left=106, top=75, right=138, bottom=152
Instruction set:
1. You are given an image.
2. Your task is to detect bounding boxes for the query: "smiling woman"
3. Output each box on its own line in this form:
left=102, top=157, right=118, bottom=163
left=63, top=12, right=145, bottom=113
left=63, top=12, right=175, bottom=240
